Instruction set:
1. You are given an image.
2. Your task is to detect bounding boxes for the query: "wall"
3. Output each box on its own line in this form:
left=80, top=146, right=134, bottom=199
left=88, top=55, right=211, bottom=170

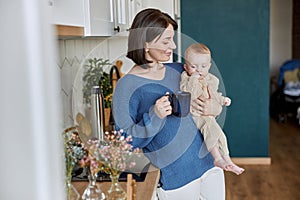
left=293, top=0, right=300, bottom=58
left=270, top=0, right=292, bottom=77
left=181, top=0, right=270, bottom=157
left=57, top=36, right=133, bottom=127
left=1, top=1, right=64, bottom=199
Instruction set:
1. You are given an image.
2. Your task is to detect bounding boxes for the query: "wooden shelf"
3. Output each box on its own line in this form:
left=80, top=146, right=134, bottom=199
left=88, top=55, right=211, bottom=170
left=55, top=25, right=84, bottom=37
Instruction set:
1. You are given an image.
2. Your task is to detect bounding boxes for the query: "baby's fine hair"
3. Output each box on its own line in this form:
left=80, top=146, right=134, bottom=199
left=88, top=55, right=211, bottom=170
left=184, top=43, right=211, bottom=60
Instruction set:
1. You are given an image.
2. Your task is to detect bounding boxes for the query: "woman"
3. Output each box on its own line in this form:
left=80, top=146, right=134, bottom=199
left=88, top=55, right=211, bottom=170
left=113, top=8, right=225, bottom=200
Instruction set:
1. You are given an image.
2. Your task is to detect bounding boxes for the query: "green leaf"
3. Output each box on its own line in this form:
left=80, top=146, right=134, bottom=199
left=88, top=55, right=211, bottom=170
left=82, top=57, right=113, bottom=107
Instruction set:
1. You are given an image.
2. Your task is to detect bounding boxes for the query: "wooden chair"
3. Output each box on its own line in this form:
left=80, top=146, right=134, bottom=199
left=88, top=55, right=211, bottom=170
left=127, top=174, right=137, bottom=200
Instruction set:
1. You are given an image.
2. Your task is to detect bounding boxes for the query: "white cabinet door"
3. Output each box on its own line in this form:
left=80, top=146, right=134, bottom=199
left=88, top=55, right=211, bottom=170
left=51, top=0, right=117, bottom=36
left=84, top=0, right=115, bottom=36
left=127, top=0, right=174, bottom=28
left=85, top=0, right=133, bottom=36
left=141, top=0, right=174, bottom=18
left=114, top=0, right=128, bottom=32
left=127, top=0, right=143, bottom=28
left=51, top=0, right=85, bottom=26
left=51, top=0, right=175, bottom=36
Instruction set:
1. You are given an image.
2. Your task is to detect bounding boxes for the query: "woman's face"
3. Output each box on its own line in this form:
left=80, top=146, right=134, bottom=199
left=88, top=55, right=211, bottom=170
left=145, top=24, right=176, bottom=63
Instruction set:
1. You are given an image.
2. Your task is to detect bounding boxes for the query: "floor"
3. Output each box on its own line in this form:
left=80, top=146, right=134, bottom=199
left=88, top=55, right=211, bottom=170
left=225, top=117, right=300, bottom=200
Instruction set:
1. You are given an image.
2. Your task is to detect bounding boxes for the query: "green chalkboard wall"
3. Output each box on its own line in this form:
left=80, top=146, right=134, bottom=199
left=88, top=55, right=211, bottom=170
left=181, top=0, right=270, bottom=157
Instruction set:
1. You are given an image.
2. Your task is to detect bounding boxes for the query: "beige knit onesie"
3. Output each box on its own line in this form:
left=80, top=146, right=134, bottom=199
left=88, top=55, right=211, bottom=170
left=180, top=71, right=230, bottom=156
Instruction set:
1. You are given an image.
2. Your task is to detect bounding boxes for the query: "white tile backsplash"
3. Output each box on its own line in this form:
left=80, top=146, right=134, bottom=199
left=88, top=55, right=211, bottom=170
left=57, top=36, right=130, bottom=128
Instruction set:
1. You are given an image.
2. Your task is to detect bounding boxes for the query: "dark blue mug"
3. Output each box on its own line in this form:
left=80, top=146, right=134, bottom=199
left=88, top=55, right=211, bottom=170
left=171, top=91, right=191, bottom=117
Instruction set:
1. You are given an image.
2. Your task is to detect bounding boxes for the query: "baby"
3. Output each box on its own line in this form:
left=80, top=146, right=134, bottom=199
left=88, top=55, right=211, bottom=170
left=180, top=43, right=244, bottom=175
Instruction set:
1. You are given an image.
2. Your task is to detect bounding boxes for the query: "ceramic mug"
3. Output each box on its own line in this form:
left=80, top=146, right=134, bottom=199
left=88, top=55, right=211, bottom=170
left=171, top=91, right=191, bottom=117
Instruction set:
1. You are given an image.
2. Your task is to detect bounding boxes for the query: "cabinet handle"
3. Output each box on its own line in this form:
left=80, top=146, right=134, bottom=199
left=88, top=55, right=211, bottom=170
left=114, top=26, right=120, bottom=32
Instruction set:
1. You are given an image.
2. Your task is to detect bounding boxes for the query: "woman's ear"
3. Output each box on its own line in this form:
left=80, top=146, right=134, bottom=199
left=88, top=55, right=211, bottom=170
left=144, top=42, right=149, bottom=53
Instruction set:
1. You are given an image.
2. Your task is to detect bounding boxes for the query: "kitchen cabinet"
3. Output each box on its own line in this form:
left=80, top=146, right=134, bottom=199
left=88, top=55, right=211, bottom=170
left=84, top=0, right=115, bottom=36
left=141, top=0, right=174, bottom=18
left=51, top=0, right=132, bottom=36
left=85, top=0, right=134, bottom=36
left=50, top=0, right=85, bottom=27
left=114, top=0, right=131, bottom=33
left=126, top=0, right=175, bottom=27
left=51, top=0, right=175, bottom=37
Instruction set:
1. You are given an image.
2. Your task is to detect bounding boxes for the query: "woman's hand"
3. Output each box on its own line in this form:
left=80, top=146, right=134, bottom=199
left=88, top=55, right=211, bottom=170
left=192, top=86, right=222, bottom=116
left=154, top=93, right=172, bottom=119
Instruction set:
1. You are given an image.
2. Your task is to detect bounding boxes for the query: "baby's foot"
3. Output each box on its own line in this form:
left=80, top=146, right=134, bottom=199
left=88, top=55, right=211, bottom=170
left=223, top=155, right=245, bottom=175
left=226, top=163, right=245, bottom=175
left=214, top=158, right=245, bottom=175
left=214, top=158, right=230, bottom=171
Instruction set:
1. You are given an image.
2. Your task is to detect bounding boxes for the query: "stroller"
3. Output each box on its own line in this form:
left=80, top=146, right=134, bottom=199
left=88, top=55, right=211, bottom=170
left=270, top=59, right=300, bottom=123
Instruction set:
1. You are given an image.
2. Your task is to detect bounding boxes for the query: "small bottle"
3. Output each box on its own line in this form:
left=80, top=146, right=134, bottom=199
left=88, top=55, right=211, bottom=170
left=90, top=86, right=105, bottom=141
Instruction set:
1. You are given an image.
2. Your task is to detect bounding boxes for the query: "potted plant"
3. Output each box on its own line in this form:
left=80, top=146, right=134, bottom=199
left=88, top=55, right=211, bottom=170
left=82, top=58, right=113, bottom=126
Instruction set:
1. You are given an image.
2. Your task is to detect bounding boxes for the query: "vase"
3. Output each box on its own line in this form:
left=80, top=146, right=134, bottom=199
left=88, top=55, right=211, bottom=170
left=67, top=183, right=80, bottom=200
left=82, top=172, right=106, bottom=200
left=107, top=170, right=126, bottom=200
left=66, top=174, right=80, bottom=200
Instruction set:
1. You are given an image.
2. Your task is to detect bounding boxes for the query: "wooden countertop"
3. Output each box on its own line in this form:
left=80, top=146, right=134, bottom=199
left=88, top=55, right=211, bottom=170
left=73, top=165, right=160, bottom=200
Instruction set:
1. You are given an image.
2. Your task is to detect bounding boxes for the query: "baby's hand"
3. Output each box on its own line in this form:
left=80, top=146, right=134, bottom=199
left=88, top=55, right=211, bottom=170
left=224, top=97, right=231, bottom=106
left=191, top=72, right=201, bottom=79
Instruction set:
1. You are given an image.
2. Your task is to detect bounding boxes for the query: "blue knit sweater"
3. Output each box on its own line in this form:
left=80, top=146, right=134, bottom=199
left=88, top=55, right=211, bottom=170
left=112, top=63, right=214, bottom=190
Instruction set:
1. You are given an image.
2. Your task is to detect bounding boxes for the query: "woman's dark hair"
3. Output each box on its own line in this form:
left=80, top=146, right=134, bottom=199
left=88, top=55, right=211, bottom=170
left=126, top=8, right=178, bottom=67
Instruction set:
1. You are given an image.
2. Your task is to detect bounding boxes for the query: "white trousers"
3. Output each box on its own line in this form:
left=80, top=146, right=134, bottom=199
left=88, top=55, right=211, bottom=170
left=156, top=167, right=225, bottom=200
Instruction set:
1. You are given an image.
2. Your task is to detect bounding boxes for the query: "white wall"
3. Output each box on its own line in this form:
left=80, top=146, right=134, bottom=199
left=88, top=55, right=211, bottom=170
left=270, top=0, right=293, bottom=77
left=0, top=1, right=64, bottom=199
left=57, top=36, right=133, bottom=127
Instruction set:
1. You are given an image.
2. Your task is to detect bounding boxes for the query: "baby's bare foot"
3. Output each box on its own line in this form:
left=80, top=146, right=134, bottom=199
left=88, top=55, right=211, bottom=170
left=223, top=155, right=245, bottom=175
left=214, top=158, right=245, bottom=175
left=214, top=159, right=229, bottom=170
left=226, top=164, right=245, bottom=175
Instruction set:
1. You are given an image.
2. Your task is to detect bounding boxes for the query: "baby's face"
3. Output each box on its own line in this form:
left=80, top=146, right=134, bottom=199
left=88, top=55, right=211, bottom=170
left=184, top=53, right=211, bottom=80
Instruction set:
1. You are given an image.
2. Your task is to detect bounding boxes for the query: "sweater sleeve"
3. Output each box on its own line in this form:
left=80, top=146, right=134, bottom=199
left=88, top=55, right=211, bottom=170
left=112, top=77, right=167, bottom=148
left=180, top=72, right=204, bottom=100
left=179, top=71, right=189, bottom=91
left=207, top=74, right=226, bottom=105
